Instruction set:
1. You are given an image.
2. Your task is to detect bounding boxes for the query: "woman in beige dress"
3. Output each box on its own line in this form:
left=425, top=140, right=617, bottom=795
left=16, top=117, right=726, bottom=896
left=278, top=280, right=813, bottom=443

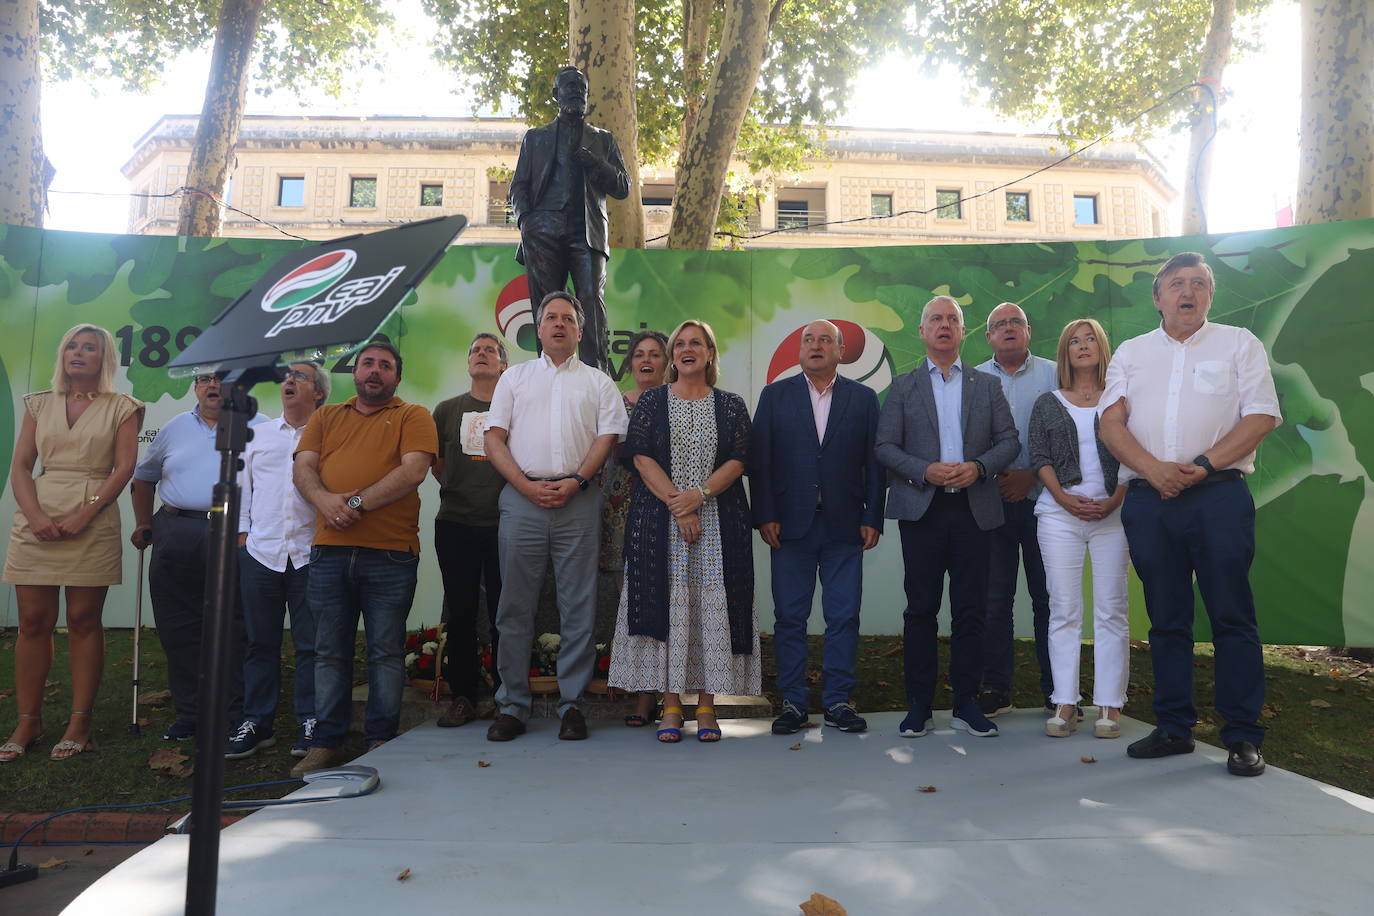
left=0, top=325, right=143, bottom=761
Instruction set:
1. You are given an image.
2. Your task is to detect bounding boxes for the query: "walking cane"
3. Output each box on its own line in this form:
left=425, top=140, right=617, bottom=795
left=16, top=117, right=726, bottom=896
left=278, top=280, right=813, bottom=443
left=129, top=547, right=144, bottom=737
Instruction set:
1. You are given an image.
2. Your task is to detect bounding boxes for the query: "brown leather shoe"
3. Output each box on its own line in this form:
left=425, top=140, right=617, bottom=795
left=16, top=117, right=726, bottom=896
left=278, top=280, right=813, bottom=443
left=558, top=708, right=588, bottom=741
left=290, top=745, right=343, bottom=778
left=437, top=696, right=477, bottom=728
left=486, top=713, right=526, bottom=742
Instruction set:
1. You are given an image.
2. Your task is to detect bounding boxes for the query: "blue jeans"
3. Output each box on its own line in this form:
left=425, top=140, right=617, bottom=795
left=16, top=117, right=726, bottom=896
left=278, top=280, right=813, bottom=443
left=309, top=545, right=419, bottom=746
left=981, top=498, right=1053, bottom=698
left=238, top=547, right=315, bottom=726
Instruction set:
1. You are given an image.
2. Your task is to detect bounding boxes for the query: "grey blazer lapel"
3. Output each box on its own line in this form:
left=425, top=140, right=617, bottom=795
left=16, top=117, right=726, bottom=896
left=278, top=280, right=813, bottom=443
left=961, top=367, right=976, bottom=439
left=914, top=360, right=938, bottom=441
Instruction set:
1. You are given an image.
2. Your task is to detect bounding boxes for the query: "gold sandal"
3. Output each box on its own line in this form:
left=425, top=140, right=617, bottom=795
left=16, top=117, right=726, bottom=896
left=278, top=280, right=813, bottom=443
left=0, top=714, right=43, bottom=763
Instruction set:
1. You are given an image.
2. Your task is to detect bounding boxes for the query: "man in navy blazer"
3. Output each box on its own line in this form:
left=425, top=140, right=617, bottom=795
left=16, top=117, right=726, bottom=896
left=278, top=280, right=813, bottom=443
left=876, top=297, right=1019, bottom=738
left=752, top=320, right=886, bottom=735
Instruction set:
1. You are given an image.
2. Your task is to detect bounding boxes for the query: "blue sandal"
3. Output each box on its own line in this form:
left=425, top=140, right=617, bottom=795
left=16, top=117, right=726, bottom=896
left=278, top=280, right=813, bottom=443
left=656, top=706, right=684, bottom=743
left=696, top=705, right=722, bottom=743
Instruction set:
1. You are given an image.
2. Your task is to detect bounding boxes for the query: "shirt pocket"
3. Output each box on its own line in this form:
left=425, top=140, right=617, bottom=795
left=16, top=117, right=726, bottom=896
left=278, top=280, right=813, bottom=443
left=1192, top=360, right=1233, bottom=396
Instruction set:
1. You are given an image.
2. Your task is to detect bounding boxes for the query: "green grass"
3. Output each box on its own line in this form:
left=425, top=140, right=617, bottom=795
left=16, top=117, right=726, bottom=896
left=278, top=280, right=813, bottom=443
left=2, top=629, right=1371, bottom=813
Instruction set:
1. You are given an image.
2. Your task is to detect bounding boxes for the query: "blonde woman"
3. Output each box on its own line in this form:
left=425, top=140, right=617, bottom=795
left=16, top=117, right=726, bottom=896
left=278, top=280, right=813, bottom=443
left=1028, top=318, right=1128, bottom=739
left=1, top=325, right=143, bottom=761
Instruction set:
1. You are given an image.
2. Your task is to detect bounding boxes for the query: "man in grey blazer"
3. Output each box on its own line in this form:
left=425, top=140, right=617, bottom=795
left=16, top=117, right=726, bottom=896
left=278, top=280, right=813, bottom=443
left=876, top=296, right=1019, bottom=738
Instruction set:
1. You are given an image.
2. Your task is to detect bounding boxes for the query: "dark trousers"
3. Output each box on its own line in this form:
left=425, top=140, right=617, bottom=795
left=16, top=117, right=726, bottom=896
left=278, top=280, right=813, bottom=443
left=434, top=519, right=502, bottom=701
left=238, top=548, right=314, bottom=726
left=769, top=508, right=864, bottom=710
left=899, top=491, right=991, bottom=712
left=982, top=498, right=1053, bottom=697
left=148, top=508, right=243, bottom=725
left=521, top=209, right=610, bottom=371
left=1122, top=478, right=1265, bottom=746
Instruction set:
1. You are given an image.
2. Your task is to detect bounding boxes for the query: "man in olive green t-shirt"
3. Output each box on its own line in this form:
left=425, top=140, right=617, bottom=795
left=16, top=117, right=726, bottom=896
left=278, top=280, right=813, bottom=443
left=431, top=333, right=508, bottom=727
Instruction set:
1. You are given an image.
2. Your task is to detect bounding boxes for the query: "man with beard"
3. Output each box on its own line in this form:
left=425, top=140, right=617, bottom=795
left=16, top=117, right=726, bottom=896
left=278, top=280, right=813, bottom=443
left=133, top=373, right=267, bottom=741
left=290, top=340, right=438, bottom=775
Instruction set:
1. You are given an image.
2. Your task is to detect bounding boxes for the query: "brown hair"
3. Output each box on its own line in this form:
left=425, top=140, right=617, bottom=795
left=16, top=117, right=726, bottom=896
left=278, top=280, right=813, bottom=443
left=1152, top=252, right=1214, bottom=299
left=1053, top=318, right=1112, bottom=390
left=665, top=320, right=720, bottom=387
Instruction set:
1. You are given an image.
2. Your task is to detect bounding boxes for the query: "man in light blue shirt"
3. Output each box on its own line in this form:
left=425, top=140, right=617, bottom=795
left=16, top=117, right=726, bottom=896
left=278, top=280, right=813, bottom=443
left=975, top=302, right=1059, bottom=717
left=132, top=374, right=268, bottom=741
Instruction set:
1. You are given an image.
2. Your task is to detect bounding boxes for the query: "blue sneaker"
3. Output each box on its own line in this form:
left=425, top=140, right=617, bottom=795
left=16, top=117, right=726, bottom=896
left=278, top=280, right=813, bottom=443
left=823, top=702, right=868, bottom=733
left=771, top=700, right=810, bottom=734
left=225, top=720, right=276, bottom=759
left=162, top=718, right=195, bottom=741
left=899, top=708, right=932, bottom=737
left=290, top=718, right=316, bottom=758
left=951, top=704, right=1000, bottom=737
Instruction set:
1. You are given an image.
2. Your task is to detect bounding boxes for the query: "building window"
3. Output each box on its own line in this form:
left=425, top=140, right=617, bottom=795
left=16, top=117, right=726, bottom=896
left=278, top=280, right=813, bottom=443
left=870, top=193, right=893, bottom=218
left=642, top=196, right=673, bottom=207
left=420, top=184, right=443, bottom=207
left=350, top=177, right=377, bottom=208
left=1073, top=194, right=1099, bottom=225
left=277, top=176, right=304, bottom=207
left=935, top=189, right=962, bottom=220
left=1006, top=191, right=1030, bottom=222
left=777, top=199, right=810, bottom=230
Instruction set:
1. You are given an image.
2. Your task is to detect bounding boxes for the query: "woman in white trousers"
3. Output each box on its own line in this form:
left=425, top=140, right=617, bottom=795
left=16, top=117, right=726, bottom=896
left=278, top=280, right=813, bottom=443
left=1028, top=318, right=1129, bottom=739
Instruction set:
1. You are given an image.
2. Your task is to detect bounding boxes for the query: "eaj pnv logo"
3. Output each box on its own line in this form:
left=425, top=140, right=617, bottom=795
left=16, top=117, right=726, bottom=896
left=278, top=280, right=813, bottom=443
left=260, top=249, right=406, bottom=338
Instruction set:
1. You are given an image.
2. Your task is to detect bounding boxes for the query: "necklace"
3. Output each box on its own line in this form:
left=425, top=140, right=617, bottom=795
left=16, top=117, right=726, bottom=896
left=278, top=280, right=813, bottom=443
left=67, top=390, right=99, bottom=401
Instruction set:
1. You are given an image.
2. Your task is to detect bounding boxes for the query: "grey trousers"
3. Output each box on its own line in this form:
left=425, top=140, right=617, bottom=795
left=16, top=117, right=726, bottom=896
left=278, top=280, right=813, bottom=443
left=493, top=483, right=601, bottom=720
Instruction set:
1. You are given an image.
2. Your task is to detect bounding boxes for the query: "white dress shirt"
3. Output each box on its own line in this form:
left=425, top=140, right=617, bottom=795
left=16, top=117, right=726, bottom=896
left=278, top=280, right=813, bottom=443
left=1101, top=322, right=1281, bottom=481
left=806, top=373, right=835, bottom=442
left=929, top=359, right=965, bottom=464
left=486, top=352, right=628, bottom=477
left=238, top=414, right=315, bottom=571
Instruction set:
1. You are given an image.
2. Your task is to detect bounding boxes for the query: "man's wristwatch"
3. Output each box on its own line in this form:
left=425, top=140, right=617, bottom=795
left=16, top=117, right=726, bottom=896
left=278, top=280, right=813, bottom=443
left=1192, top=454, right=1216, bottom=476
left=347, top=494, right=365, bottom=511
left=571, top=474, right=590, bottom=491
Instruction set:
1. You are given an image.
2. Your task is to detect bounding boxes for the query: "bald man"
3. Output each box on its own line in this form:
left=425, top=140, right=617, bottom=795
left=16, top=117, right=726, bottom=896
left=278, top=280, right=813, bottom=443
left=752, top=320, right=886, bottom=734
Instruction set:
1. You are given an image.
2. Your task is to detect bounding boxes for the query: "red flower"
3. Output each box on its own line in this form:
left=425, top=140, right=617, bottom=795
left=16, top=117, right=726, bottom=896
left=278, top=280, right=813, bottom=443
left=480, top=650, right=494, bottom=670
left=596, top=655, right=611, bottom=672
left=529, top=667, right=541, bottom=677
left=405, top=634, right=419, bottom=651
left=417, top=654, right=434, bottom=671
left=422, top=628, right=439, bottom=641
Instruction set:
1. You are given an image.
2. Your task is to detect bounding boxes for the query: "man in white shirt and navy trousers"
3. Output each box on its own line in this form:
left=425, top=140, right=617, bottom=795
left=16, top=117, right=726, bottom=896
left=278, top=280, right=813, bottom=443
left=1100, top=252, right=1281, bottom=777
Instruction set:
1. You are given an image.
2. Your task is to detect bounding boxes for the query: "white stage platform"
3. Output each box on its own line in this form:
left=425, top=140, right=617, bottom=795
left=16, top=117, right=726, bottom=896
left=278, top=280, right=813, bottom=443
left=65, top=711, right=1374, bottom=914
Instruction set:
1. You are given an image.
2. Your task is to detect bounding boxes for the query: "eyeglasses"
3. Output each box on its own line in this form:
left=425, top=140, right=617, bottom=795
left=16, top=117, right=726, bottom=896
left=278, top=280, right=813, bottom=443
left=283, top=369, right=313, bottom=382
left=194, top=375, right=217, bottom=385
left=988, top=317, right=1028, bottom=332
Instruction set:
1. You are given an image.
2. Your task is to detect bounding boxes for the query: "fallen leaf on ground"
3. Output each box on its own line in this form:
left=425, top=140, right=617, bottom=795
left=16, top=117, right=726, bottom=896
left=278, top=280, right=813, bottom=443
left=0, top=688, right=12, bottom=698
left=1081, top=757, right=1097, bottom=764
left=148, top=747, right=193, bottom=777
left=1325, top=685, right=1343, bottom=693
left=799, top=892, right=847, bottom=915
left=882, top=645, right=902, bottom=657
left=1310, top=699, right=1333, bottom=708
left=83, top=849, right=94, bottom=856
left=917, top=785, right=937, bottom=793
left=804, top=722, right=821, bottom=729
left=38, top=857, right=65, bottom=868
left=396, top=868, right=411, bottom=881
left=44, top=680, right=60, bottom=688
left=789, top=743, right=802, bottom=751
left=876, top=681, right=890, bottom=688
left=138, top=689, right=172, bottom=707
left=138, top=717, right=150, bottom=727
left=477, top=760, right=491, bottom=767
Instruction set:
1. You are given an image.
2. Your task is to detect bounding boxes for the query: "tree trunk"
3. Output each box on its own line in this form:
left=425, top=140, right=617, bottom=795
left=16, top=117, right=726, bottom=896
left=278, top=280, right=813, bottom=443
left=668, top=0, right=772, bottom=249
left=1180, top=0, right=1235, bottom=236
left=0, top=0, right=45, bottom=228
left=674, top=0, right=712, bottom=189
left=571, top=0, right=644, bottom=249
left=1296, top=0, right=1373, bottom=224
left=176, top=0, right=268, bottom=238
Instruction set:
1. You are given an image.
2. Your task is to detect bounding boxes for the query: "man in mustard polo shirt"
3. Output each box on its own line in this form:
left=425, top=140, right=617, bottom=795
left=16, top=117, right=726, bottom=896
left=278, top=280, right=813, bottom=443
left=290, top=340, right=438, bottom=775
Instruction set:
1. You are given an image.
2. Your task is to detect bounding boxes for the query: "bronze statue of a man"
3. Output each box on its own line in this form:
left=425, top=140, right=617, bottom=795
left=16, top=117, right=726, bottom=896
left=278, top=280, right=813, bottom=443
left=510, top=66, right=630, bottom=372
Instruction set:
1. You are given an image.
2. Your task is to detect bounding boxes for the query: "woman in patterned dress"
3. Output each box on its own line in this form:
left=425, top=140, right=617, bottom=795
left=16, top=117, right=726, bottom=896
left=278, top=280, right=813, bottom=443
left=607, top=320, right=759, bottom=742
left=1, top=325, right=143, bottom=761
left=598, top=330, right=669, bottom=727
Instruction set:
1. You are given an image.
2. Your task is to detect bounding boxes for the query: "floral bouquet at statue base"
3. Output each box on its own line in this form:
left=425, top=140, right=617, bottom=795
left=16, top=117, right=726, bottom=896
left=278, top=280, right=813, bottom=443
left=404, top=625, right=498, bottom=701
left=527, top=633, right=612, bottom=695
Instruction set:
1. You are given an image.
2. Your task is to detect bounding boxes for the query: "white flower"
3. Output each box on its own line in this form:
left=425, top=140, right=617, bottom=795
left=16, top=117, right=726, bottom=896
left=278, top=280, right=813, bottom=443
left=536, top=633, right=561, bottom=652
left=422, top=641, right=439, bottom=655
left=405, top=652, right=417, bottom=668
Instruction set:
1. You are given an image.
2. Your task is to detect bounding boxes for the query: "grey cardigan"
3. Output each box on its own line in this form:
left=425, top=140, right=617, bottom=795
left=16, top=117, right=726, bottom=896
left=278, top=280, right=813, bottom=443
left=1027, top=391, right=1120, bottom=493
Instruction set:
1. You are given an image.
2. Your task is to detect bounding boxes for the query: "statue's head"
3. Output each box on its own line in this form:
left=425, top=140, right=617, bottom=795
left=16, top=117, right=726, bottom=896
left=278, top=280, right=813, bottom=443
left=553, top=66, right=589, bottom=117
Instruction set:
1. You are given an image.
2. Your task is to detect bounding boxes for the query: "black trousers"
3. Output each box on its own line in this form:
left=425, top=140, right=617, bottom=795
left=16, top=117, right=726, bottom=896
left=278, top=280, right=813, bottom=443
left=899, top=491, right=992, bottom=712
left=148, top=508, right=243, bottom=725
left=520, top=209, right=610, bottom=371
left=434, top=519, right=502, bottom=701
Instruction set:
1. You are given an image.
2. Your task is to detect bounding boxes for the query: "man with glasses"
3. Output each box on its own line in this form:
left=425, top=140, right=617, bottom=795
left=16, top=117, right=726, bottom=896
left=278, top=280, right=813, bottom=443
left=132, top=373, right=268, bottom=740
left=975, top=302, right=1059, bottom=717
left=225, top=363, right=331, bottom=761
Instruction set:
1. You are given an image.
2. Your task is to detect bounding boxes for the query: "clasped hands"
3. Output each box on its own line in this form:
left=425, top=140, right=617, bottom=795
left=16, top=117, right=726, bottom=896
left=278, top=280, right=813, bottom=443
left=28, top=503, right=97, bottom=543
left=924, top=461, right=979, bottom=489
left=664, top=487, right=705, bottom=545
left=522, top=477, right=580, bottom=510
left=313, top=490, right=363, bottom=530
left=1145, top=460, right=1204, bottom=500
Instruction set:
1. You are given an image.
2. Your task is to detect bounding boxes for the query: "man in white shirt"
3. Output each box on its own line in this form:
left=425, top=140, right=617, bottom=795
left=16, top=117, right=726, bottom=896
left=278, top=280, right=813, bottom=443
left=1100, top=252, right=1281, bottom=777
left=226, top=363, right=330, bottom=760
left=484, top=292, right=628, bottom=742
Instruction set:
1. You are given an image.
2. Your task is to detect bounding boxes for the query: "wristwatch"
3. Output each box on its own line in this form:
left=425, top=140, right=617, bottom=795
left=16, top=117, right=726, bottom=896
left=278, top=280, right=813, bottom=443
left=1192, top=454, right=1216, bottom=476
left=347, top=494, right=365, bottom=511
left=699, top=484, right=713, bottom=499
left=571, top=474, right=590, bottom=491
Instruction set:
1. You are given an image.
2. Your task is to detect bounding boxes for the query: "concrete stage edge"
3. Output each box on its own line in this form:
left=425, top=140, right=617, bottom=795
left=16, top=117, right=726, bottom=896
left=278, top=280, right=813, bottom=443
left=64, top=712, right=1374, bottom=914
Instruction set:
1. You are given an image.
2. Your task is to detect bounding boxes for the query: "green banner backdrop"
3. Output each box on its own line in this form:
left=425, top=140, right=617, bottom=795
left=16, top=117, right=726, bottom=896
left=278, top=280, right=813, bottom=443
left=1, top=219, right=1371, bottom=645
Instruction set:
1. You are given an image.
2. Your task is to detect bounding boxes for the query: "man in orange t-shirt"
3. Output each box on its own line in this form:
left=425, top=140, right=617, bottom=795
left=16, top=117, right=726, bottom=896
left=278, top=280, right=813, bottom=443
left=290, top=339, right=438, bottom=775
